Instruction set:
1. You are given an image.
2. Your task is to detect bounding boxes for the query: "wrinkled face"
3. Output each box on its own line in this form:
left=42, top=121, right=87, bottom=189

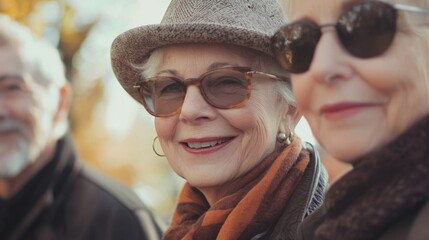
left=0, top=45, right=60, bottom=178
left=154, top=44, right=290, bottom=190
left=288, top=0, right=429, bottom=163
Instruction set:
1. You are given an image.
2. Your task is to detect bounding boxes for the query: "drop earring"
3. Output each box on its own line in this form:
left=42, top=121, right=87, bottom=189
left=277, top=132, right=287, bottom=144
left=286, top=131, right=294, bottom=145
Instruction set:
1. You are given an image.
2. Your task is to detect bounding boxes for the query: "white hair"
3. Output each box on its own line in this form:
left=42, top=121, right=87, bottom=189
left=0, top=14, right=69, bottom=137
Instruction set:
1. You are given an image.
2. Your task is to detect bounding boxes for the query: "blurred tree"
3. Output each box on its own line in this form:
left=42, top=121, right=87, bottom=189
left=0, top=0, right=38, bottom=23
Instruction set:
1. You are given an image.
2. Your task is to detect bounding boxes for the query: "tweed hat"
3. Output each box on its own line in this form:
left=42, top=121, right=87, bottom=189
left=111, top=0, right=287, bottom=102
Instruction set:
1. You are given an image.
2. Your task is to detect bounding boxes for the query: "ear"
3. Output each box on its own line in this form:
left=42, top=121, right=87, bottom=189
left=279, top=104, right=302, bottom=133
left=52, top=82, right=72, bottom=137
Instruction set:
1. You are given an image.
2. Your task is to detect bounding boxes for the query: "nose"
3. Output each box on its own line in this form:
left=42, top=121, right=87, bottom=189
left=307, top=28, right=353, bottom=84
left=179, top=85, right=217, bottom=123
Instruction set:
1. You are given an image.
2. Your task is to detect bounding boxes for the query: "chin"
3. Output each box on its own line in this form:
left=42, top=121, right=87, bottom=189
left=187, top=176, right=222, bottom=188
left=329, top=144, right=373, bottom=164
left=0, top=152, right=30, bottom=177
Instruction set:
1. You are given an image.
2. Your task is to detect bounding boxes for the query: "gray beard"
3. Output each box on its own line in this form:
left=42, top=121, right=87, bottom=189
left=0, top=137, right=30, bottom=178
left=0, top=120, right=31, bottom=178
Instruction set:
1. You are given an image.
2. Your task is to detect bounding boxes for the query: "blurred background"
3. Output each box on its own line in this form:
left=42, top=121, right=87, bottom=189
left=1, top=0, right=350, bottom=221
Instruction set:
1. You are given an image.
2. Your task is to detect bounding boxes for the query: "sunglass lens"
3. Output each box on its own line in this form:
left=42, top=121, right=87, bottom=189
left=202, top=69, right=249, bottom=108
left=140, top=77, right=185, bottom=116
left=337, top=1, right=397, bottom=59
left=272, top=22, right=321, bottom=73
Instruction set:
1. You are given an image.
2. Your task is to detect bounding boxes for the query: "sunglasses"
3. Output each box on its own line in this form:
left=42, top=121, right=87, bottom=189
left=133, top=66, right=287, bottom=117
left=272, top=1, right=429, bottom=74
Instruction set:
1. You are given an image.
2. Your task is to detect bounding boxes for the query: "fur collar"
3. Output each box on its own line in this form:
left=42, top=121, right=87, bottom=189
left=316, top=115, right=429, bottom=240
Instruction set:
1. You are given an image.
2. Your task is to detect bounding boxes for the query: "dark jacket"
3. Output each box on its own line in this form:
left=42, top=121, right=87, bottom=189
left=0, top=134, right=165, bottom=240
left=252, top=143, right=328, bottom=240
left=296, top=116, right=429, bottom=240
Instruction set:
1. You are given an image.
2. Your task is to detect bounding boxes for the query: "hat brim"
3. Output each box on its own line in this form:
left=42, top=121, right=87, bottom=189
left=111, top=23, right=274, bottom=103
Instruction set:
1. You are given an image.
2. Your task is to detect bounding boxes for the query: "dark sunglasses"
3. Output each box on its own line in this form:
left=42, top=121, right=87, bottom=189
left=272, top=1, right=429, bottom=74
left=133, top=66, right=287, bottom=117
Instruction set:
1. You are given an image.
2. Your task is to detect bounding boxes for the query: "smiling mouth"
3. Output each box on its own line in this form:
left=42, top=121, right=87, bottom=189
left=184, top=137, right=234, bottom=149
left=320, top=102, right=376, bottom=114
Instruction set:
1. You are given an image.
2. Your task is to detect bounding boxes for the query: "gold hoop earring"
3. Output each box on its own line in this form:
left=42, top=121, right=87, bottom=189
left=152, top=136, right=165, bottom=157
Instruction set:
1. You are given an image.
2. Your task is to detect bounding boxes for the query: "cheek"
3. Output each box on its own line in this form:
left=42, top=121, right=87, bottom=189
left=155, top=117, right=176, bottom=140
left=221, top=109, right=255, bottom=134
left=365, top=34, right=426, bottom=94
left=224, top=109, right=274, bottom=167
left=9, top=106, right=32, bottom=142
left=357, top=49, right=427, bottom=124
left=228, top=92, right=280, bottom=157
left=13, top=97, right=43, bottom=138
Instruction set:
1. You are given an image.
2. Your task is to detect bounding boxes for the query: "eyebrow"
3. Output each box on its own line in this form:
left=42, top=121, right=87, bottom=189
left=0, top=74, right=24, bottom=81
left=155, top=62, right=242, bottom=77
left=207, top=62, right=240, bottom=70
left=156, top=69, right=177, bottom=76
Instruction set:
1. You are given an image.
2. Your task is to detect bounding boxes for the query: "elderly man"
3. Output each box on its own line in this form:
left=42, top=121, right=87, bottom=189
left=0, top=15, right=164, bottom=240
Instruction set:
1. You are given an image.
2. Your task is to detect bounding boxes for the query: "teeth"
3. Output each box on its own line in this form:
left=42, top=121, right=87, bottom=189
left=186, top=138, right=230, bottom=149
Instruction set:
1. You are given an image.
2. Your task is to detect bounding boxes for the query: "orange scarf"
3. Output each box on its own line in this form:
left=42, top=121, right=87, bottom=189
left=163, top=138, right=310, bottom=240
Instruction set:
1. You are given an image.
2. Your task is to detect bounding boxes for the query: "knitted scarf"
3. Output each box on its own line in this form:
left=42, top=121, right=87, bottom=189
left=163, top=137, right=310, bottom=240
left=315, top=115, right=429, bottom=240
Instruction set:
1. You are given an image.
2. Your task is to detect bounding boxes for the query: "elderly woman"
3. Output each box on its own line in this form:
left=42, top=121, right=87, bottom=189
left=111, top=0, right=327, bottom=239
left=272, top=0, right=429, bottom=239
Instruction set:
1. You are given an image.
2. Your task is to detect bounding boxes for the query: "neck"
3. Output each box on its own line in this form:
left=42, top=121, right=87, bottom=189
left=0, top=141, right=56, bottom=199
left=197, top=186, right=229, bottom=206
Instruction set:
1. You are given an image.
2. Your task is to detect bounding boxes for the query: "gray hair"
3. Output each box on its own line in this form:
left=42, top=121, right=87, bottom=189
left=0, top=14, right=69, bottom=137
left=0, top=14, right=67, bottom=87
